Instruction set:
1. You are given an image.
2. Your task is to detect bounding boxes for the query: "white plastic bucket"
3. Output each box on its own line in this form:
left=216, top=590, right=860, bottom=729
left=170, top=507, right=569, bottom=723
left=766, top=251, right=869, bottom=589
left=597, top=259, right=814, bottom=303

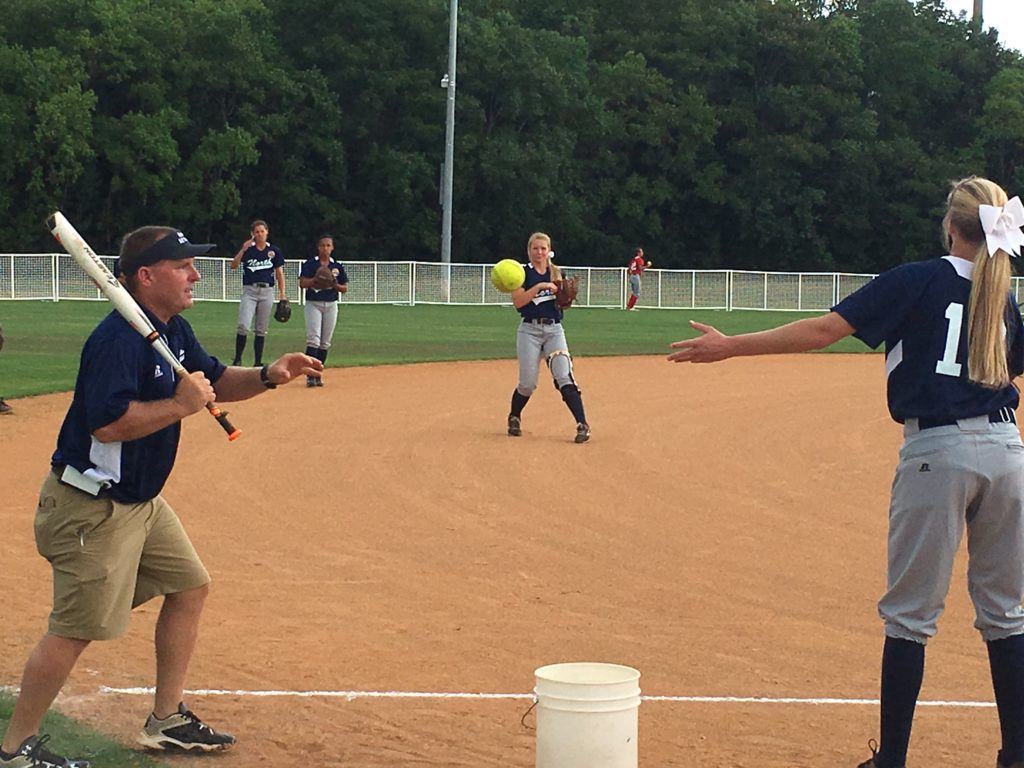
left=534, top=662, right=641, bottom=768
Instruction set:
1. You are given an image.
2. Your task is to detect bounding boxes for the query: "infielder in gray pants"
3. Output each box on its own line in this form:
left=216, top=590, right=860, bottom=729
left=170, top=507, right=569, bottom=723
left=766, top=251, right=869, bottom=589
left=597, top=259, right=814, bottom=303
left=507, top=232, right=590, bottom=444
left=298, top=235, right=349, bottom=387
left=229, top=220, right=286, bottom=367
left=668, top=176, right=1024, bottom=768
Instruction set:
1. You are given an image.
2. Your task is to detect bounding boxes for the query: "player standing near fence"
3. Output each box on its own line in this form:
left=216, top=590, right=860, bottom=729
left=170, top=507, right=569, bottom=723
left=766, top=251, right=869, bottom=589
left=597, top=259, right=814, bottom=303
left=668, top=177, right=1024, bottom=768
left=626, top=247, right=650, bottom=311
left=506, top=232, right=590, bottom=444
left=229, top=219, right=287, bottom=367
left=298, top=234, right=349, bottom=387
left=0, top=226, right=321, bottom=768
left=0, top=325, right=12, bottom=416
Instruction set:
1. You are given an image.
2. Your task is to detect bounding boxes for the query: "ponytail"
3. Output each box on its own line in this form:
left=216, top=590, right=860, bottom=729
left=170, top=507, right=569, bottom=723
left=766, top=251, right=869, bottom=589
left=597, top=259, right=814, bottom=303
left=945, top=176, right=1013, bottom=388
left=966, top=242, right=1012, bottom=388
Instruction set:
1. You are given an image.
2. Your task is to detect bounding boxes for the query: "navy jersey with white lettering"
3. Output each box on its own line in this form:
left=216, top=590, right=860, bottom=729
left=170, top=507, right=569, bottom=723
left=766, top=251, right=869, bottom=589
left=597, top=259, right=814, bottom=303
left=52, top=309, right=227, bottom=503
left=832, top=255, right=1024, bottom=424
left=518, top=265, right=562, bottom=322
left=239, top=243, right=285, bottom=286
left=299, top=257, right=349, bottom=302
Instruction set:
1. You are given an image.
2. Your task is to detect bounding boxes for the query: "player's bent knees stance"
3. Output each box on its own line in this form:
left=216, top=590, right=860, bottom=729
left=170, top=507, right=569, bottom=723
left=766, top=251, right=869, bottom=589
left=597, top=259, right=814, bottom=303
left=546, top=349, right=576, bottom=389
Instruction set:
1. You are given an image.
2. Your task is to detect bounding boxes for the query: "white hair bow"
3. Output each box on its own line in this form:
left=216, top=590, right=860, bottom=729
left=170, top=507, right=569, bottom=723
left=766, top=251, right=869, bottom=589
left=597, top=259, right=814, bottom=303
left=979, top=196, right=1024, bottom=258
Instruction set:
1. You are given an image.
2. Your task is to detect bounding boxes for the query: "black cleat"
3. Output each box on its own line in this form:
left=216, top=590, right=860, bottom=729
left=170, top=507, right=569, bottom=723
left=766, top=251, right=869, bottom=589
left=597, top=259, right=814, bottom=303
left=138, top=703, right=235, bottom=753
left=507, top=415, right=522, bottom=437
left=0, top=734, right=91, bottom=767
left=574, top=423, right=591, bottom=443
left=856, top=740, right=903, bottom=768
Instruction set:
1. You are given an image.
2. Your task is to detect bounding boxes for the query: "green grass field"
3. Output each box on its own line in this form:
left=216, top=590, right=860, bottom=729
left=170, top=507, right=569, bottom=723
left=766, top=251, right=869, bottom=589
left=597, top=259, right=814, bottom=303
left=0, top=690, right=167, bottom=767
left=0, top=300, right=871, bottom=398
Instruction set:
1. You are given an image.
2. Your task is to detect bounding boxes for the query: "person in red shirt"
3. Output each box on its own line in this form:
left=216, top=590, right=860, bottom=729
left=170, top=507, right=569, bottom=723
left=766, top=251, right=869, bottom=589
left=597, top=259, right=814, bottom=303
left=626, top=247, right=650, bottom=310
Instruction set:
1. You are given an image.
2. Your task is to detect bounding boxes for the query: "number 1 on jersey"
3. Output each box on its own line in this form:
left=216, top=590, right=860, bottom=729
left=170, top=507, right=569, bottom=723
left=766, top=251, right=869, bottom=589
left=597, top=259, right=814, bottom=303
left=935, top=302, right=963, bottom=377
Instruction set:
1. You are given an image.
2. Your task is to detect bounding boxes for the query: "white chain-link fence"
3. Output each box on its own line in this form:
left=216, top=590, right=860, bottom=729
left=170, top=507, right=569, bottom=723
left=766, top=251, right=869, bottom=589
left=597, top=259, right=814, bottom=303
left=4, top=254, right=1019, bottom=311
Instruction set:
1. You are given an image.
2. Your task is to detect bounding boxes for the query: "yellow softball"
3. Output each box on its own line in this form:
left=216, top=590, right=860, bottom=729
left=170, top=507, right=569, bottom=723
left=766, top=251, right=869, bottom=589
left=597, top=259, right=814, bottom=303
left=491, top=259, right=526, bottom=293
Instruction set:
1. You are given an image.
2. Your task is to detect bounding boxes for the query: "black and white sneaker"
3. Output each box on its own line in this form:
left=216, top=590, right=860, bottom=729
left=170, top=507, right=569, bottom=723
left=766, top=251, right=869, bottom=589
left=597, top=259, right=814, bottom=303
left=0, top=734, right=91, bottom=767
left=137, top=703, right=235, bottom=752
left=574, top=423, right=591, bottom=443
left=507, top=415, right=522, bottom=437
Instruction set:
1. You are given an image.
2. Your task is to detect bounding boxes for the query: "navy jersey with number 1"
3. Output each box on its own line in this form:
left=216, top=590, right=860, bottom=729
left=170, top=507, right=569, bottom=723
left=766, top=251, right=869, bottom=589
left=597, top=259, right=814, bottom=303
left=832, top=255, right=1024, bottom=424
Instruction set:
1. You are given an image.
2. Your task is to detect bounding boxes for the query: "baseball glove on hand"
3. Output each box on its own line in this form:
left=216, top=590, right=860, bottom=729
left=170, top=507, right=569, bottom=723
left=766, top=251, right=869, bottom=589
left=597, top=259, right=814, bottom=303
left=273, top=298, right=291, bottom=323
left=555, top=277, right=580, bottom=309
left=311, top=265, right=336, bottom=291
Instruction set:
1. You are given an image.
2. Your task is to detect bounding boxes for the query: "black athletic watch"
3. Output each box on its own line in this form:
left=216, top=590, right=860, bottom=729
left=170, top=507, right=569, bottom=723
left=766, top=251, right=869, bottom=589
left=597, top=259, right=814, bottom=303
left=259, top=364, right=277, bottom=389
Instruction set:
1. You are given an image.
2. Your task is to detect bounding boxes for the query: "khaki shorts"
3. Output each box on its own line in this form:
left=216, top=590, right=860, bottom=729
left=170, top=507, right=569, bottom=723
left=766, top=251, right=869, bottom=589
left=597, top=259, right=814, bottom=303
left=34, top=471, right=210, bottom=641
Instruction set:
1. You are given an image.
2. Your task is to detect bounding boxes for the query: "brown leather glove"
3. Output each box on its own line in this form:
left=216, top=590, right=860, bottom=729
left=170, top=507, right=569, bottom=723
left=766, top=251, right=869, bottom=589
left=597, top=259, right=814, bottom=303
left=311, top=265, right=336, bottom=291
left=555, top=277, right=580, bottom=309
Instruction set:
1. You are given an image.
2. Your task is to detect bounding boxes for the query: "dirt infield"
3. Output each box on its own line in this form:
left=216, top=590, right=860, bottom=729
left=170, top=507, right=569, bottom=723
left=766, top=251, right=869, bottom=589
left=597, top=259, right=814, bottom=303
left=0, top=355, right=1008, bottom=766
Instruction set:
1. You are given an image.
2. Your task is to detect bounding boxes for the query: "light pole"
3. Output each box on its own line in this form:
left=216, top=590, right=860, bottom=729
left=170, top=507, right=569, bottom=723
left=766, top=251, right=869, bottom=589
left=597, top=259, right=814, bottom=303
left=440, top=0, right=458, bottom=268
left=973, top=0, right=983, bottom=31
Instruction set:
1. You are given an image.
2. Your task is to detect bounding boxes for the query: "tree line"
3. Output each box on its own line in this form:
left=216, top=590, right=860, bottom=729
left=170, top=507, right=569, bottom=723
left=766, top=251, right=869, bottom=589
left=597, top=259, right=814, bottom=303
left=1, top=0, right=1022, bottom=273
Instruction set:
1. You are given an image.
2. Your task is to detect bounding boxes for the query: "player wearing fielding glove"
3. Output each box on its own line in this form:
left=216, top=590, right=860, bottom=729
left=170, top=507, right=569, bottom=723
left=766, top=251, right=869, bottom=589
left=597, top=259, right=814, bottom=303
left=669, top=177, right=1024, bottom=768
left=298, top=234, right=349, bottom=387
left=506, top=232, right=589, bottom=443
left=0, top=226, right=321, bottom=768
left=229, top=219, right=287, bottom=367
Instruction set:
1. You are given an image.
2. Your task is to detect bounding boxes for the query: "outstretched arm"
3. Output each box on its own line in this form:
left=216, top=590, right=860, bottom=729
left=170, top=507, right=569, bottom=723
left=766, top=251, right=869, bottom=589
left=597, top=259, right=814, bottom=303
left=214, top=353, right=323, bottom=401
left=667, top=311, right=855, bottom=363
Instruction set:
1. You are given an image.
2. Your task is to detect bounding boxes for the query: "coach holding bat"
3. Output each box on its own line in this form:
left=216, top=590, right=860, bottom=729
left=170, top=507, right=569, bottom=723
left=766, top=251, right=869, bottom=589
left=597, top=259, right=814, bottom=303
left=0, top=225, right=321, bottom=768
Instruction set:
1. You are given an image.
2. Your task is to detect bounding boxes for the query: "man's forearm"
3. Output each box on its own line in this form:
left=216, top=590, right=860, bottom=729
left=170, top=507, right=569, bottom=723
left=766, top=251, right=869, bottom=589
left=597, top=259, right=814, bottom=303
left=214, top=366, right=274, bottom=402
left=93, top=399, right=190, bottom=443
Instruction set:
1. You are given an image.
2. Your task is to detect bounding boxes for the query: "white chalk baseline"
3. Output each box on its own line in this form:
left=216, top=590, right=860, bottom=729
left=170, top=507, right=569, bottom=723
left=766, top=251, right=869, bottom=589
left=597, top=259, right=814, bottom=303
left=96, top=686, right=995, bottom=708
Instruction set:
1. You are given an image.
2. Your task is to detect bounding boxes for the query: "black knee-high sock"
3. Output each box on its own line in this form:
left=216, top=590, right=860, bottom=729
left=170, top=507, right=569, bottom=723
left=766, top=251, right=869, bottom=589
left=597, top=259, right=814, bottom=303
left=878, top=636, right=925, bottom=768
left=318, top=348, right=329, bottom=365
left=559, top=384, right=587, bottom=425
left=253, top=335, right=265, bottom=366
left=234, top=334, right=247, bottom=364
left=989, top=635, right=1024, bottom=765
left=305, top=345, right=318, bottom=358
left=510, top=390, right=530, bottom=418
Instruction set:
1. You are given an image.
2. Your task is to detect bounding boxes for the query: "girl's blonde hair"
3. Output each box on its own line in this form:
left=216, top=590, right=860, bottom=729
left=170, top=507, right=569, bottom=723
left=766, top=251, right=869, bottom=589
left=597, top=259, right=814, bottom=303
left=527, top=232, right=561, bottom=279
left=943, top=176, right=1013, bottom=388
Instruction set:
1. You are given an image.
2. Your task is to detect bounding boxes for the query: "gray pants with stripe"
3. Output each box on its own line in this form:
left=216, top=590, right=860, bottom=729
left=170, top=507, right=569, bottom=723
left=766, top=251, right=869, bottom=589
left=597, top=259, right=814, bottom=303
left=236, top=285, right=274, bottom=336
left=516, top=322, right=575, bottom=395
left=880, top=418, right=1024, bottom=643
left=304, top=300, right=338, bottom=349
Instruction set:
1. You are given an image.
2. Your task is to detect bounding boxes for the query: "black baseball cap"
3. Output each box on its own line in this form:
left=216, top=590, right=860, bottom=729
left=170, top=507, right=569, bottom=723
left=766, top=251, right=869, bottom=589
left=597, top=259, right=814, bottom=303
left=119, top=229, right=216, bottom=276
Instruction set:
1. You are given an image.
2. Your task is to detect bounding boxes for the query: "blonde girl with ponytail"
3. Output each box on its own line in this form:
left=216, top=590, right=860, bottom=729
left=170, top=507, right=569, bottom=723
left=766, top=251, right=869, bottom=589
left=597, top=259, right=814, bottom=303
left=944, top=176, right=1015, bottom=388
left=667, top=177, right=1024, bottom=768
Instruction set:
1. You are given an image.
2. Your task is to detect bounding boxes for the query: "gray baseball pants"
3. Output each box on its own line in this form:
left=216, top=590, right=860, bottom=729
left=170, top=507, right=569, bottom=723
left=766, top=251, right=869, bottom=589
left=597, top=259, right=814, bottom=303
left=880, top=417, right=1024, bottom=643
left=516, top=322, right=576, bottom=396
left=236, top=285, right=274, bottom=336
left=304, top=300, right=338, bottom=349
